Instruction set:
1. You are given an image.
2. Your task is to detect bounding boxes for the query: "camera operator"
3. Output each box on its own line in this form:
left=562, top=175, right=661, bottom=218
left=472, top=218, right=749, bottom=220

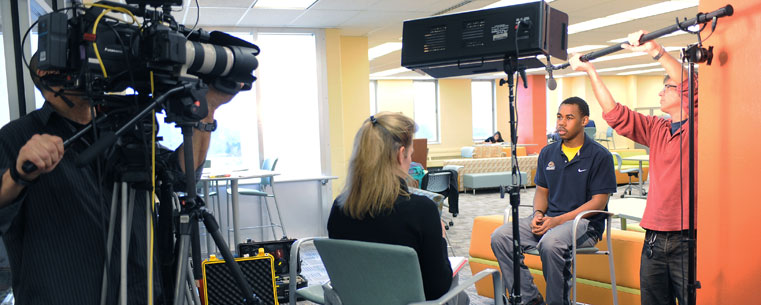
left=0, top=52, right=240, bottom=304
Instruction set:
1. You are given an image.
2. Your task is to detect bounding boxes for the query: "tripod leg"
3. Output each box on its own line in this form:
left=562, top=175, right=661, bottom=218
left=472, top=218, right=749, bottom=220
left=202, top=210, right=262, bottom=305
left=120, top=182, right=129, bottom=305
left=185, top=260, right=202, bottom=305
left=101, top=182, right=120, bottom=305
left=173, top=215, right=193, bottom=305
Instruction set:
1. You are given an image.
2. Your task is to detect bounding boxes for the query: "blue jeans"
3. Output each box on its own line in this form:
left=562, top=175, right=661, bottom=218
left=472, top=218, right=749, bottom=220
left=640, top=230, right=690, bottom=305
left=491, top=216, right=598, bottom=305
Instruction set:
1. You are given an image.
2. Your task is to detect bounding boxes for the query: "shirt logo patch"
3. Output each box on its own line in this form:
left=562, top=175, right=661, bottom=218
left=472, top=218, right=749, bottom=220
left=546, top=161, right=555, bottom=170
left=578, top=168, right=588, bottom=173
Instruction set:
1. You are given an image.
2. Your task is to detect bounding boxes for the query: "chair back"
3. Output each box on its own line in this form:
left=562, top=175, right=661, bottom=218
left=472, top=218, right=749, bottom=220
left=584, top=127, right=597, bottom=139
left=611, top=152, right=623, bottom=172
left=314, top=239, right=426, bottom=305
left=261, top=157, right=278, bottom=186
left=421, top=171, right=451, bottom=195
left=461, top=146, right=475, bottom=158
left=606, top=126, right=614, bottom=138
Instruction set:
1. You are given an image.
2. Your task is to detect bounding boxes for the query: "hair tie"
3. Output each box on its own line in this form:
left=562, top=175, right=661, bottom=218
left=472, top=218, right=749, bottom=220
left=370, top=115, right=378, bottom=125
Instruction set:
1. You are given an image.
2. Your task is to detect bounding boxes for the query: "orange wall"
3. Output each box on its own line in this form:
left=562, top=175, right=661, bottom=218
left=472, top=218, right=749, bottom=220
left=697, top=0, right=761, bottom=303
left=516, top=75, right=547, bottom=154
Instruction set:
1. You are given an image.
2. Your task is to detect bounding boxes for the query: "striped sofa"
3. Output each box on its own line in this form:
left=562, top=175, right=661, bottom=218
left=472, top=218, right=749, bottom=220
left=442, top=156, right=538, bottom=192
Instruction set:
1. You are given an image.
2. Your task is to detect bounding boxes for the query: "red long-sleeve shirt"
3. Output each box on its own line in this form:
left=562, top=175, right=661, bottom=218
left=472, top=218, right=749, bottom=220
left=603, top=77, right=697, bottom=231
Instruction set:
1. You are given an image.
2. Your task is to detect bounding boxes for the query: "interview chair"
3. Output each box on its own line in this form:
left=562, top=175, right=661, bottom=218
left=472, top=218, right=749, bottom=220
left=227, top=157, right=287, bottom=240
left=314, top=238, right=505, bottom=305
left=611, top=152, right=646, bottom=198
left=504, top=209, right=618, bottom=305
left=288, top=237, right=327, bottom=305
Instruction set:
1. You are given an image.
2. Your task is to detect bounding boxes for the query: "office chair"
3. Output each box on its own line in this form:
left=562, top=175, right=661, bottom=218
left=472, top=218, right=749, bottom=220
left=584, top=126, right=597, bottom=140
left=597, top=127, right=616, bottom=149
left=421, top=170, right=456, bottom=229
left=611, top=152, right=646, bottom=198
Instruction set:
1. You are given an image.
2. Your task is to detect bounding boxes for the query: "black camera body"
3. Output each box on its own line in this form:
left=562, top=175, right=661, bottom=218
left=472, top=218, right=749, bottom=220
left=36, top=0, right=259, bottom=123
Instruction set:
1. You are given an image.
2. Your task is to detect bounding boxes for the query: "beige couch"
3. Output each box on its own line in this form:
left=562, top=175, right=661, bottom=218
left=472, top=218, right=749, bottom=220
left=442, top=155, right=539, bottom=192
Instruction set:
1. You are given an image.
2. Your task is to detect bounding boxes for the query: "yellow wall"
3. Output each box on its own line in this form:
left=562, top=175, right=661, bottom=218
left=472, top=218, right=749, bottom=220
left=547, top=75, right=664, bottom=149
left=376, top=80, right=414, bottom=117
left=437, top=79, right=474, bottom=151
left=327, top=32, right=369, bottom=194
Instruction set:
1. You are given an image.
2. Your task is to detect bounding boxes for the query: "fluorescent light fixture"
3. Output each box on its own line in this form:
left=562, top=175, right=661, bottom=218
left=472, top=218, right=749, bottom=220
left=368, top=42, right=403, bottom=60
left=482, top=0, right=554, bottom=10
left=566, top=45, right=607, bottom=54
left=596, top=62, right=662, bottom=73
left=554, top=72, right=588, bottom=78
left=617, top=68, right=666, bottom=75
left=568, top=0, right=698, bottom=35
left=370, top=67, right=411, bottom=77
left=589, top=47, right=681, bottom=63
left=254, top=0, right=318, bottom=10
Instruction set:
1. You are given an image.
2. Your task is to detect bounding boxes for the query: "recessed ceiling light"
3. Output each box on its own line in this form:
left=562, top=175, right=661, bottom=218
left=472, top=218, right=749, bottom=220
left=568, top=0, right=698, bottom=35
left=254, top=0, right=319, bottom=10
left=368, top=42, right=403, bottom=61
left=617, top=68, right=666, bottom=75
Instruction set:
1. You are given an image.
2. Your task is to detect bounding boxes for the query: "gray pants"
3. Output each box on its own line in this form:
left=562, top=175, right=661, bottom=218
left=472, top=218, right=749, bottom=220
left=490, top=216, right=598, bottom=305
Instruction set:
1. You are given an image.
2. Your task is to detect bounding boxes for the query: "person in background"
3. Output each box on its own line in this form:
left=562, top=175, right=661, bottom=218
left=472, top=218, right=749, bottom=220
left=490, top=97, right=616, bottom=305
left=327, top=112, right=468, bottom=305
left=484, top=131, right=505, bottom=143
left=570, top=29, right=697, bottom=305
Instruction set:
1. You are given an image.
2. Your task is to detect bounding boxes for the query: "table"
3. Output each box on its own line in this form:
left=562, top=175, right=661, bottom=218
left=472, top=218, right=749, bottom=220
left=201, top=169, right=279, bottom=255
left=607, top=198, right=647, bottom=230
left=622, top=154, right=649, bottom=198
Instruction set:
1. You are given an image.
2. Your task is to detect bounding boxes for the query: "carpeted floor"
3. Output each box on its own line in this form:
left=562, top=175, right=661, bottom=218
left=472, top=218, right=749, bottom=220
left=296, top=183, right=646, bottom=304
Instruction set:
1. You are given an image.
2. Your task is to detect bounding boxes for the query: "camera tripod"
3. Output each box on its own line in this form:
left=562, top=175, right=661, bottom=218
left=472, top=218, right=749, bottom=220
left=62, top=83, right=263, bottom=305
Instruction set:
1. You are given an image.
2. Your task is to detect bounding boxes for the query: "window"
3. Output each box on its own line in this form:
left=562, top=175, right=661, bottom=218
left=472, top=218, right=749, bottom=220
left=0, top=34, right=8, bottom=126
left=157, top=33, right=260, bottom=172
left=412, top=80, right=439, bottom=142
left=158, top=31, right=323, bottom=179
left=369, top=80, right=377, bottom=115
left=257, top=32, right=321, bottom=178
left=471, top=80, right=495, bottom=140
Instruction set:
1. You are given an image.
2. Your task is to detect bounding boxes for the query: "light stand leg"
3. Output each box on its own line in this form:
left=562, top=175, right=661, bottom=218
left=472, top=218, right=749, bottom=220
left=499, top=55, right=526, bottom=305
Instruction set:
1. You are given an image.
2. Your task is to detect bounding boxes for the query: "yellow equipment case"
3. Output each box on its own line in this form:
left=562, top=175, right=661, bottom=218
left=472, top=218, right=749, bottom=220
left=201, top=252, right=279, bottom=305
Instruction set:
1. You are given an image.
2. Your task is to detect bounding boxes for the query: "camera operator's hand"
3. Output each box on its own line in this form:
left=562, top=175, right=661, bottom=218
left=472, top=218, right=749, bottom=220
left=206, top=83, right=243, bottom=113
left=16, top=134, right=64, bottom=181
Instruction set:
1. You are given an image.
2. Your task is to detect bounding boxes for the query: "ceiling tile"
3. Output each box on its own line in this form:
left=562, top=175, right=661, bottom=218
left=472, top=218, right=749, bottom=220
left=237, top=9, right=305, bottom=27
left=288, top=9, right=360, bottom=27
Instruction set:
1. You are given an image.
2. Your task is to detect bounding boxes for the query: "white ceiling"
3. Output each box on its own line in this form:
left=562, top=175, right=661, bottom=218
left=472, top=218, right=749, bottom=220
left=131, top=1, right=706, bottom=78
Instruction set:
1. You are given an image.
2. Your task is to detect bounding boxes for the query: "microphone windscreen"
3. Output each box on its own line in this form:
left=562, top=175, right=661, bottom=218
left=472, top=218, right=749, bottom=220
left=547, top=77, right=557, bottom=90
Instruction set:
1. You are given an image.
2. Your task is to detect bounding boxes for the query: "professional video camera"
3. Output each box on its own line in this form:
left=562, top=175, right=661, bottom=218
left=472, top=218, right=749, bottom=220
left=34, top=0, right=259, bottom=123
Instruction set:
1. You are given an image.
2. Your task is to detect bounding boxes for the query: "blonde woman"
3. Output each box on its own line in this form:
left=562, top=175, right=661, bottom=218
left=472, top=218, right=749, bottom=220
left=327, top=112, right=468, bottom=304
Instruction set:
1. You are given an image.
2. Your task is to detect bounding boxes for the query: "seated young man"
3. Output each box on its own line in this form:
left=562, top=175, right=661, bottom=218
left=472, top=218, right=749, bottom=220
left=490, top=97, right=616, bottom=305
